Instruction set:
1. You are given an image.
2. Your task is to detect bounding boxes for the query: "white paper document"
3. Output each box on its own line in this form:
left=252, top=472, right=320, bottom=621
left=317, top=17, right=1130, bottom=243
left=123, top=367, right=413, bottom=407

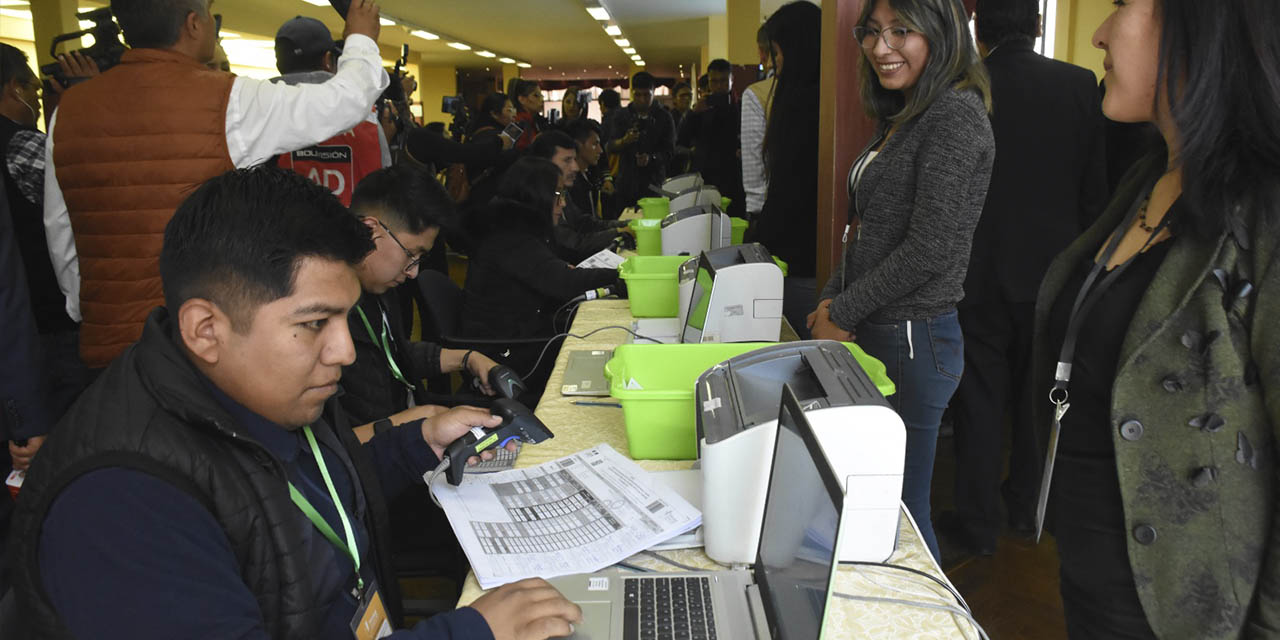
left=431, top=444, right=702, bottom=589
left=576, top=249, right=626, bottom=270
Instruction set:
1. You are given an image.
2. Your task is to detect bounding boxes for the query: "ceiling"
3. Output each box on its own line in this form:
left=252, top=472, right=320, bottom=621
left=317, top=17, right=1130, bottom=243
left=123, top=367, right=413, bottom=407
left=208, top=0, right=724, bottom=79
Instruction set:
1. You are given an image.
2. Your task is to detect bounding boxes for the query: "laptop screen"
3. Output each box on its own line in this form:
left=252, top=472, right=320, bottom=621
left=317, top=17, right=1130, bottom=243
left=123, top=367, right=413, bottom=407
left=754, top=384, right=845, bottom=640
left=680, top=255, right=715, bottom=343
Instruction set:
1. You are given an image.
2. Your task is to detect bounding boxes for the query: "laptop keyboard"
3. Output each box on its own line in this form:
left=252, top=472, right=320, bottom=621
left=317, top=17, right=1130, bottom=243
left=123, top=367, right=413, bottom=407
left=623, top=576, right=717, bottom=640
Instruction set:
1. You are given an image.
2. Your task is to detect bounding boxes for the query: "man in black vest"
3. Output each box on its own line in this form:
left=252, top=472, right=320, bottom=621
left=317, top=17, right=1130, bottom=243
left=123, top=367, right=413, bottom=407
left=8, top=168, right=580, bottom=638
left=942, top=0, right=1109, bottom=556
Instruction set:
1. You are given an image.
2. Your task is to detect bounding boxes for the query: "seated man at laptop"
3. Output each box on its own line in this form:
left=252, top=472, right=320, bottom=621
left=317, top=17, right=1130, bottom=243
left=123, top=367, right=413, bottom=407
left=8, top=169, right=580, bottom=639
left=342, top=165, right=501, bottom=439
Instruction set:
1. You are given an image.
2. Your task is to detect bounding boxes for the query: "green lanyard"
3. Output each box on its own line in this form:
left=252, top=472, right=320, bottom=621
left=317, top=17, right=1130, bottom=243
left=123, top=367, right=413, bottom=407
left=354, top=304, right=412, bottom=390
left=287, top=425, right=364, bottom=590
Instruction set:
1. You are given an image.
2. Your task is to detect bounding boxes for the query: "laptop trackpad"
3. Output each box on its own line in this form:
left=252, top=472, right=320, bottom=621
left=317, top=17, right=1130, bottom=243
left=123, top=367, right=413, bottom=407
left=556, top=601, right=612, bottom=639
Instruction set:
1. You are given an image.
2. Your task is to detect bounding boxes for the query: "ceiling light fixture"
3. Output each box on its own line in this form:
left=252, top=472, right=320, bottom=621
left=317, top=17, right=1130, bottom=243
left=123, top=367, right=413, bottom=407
left=499, top=57, right=516, bottom=64
left=630, top=55, right=641, bottom=61
left=410, top=30, right=439, bottom=40
left=586, top=6, right=610, bottom=20
left=300, top=0, right=328, bottom=6
left=447, top=42, right=471, bottom=50
left=623, top=47, right=636, bottom=54
left=379, top=17, right=395, bottom=26
left=476, top=50, right=496, bottom=58
left=635, top=60, right=646, bottom=66
left=604, top=24, right=621, bottom=36
left=517, top=62, right=532, bottom=68
left=614, top=38, right=630, bottom=48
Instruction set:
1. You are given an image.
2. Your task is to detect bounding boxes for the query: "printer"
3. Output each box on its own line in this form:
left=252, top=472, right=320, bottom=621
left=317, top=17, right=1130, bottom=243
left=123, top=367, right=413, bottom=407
left=656, top=172, right=705, bottom=196
left=629, top=244, right=783, bottom=345
left=668, top=185, right=722, bottom=212
left=660, top=203, right=731, bottom=257
left=678, top=243, right=782, bottom=343
left=695, top=341, right=906, bottom=565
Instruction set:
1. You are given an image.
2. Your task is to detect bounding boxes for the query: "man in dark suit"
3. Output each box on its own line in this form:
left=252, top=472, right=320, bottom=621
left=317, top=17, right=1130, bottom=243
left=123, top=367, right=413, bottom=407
left=942, top=0, right=1109, bottom=556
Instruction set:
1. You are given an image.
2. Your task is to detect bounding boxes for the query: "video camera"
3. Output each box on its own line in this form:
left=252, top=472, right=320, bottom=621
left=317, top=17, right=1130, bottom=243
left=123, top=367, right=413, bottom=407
left=38, top=8, right=125, bottom=89
left=442, top=95, right=469, bottom=141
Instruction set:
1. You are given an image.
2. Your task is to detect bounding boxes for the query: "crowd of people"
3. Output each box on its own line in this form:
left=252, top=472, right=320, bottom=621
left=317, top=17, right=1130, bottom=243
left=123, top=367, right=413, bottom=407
left=0, top=0, right=1276, bottom=638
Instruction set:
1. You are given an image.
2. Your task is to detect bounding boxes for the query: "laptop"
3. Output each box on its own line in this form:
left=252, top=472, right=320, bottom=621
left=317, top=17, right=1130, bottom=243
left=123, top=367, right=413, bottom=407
left=562, top=349, right=614, bottom=396
left=548, top=384, right=846, bottom=640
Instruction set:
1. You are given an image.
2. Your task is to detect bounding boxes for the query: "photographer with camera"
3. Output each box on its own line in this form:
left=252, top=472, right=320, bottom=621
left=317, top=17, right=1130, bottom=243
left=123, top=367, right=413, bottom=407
left=42, top=0, right=389, bottom=371
left=678, top=58, right=744, bottom=217
left=270, top=15, right=391, bottom=206
left=603, top=71, right=674, bottom=214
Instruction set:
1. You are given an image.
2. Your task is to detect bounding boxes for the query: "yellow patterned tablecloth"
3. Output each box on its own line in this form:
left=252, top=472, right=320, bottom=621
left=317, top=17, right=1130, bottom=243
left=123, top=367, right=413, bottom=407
left=457, top=300, right=977, bottom=638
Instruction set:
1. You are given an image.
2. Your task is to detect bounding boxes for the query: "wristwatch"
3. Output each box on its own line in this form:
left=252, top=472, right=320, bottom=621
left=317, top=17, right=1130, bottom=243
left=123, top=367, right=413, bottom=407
left=373, top=418, right=393, bottom=435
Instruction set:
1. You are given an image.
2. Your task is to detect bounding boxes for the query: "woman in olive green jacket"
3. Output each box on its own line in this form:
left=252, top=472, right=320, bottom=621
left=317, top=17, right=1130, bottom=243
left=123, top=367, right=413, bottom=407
left=1030, top=1, right=1280, bottom=638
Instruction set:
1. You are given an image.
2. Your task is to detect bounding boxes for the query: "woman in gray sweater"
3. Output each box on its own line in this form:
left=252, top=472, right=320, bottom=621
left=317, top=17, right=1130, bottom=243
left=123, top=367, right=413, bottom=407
left=809, top=0, right=994, bottom=560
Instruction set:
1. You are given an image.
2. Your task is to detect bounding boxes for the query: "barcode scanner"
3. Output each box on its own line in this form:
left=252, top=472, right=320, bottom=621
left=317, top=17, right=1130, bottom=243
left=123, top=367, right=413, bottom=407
left=480, top=364, right=527, bottom=400
left=443, top=399, right=554, bottom=485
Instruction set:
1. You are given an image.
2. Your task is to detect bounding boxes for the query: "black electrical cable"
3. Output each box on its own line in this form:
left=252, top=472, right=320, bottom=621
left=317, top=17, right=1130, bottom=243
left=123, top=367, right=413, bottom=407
left=841, top=560, right=971, bottom=614
left=521, top=325, right=662, bottom=380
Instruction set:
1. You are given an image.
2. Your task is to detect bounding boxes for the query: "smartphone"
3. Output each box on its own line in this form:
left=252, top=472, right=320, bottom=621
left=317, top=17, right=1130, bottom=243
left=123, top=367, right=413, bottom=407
left=501, top=122, right=524, bottom=142
left=442, top=96, right=462, bottom=114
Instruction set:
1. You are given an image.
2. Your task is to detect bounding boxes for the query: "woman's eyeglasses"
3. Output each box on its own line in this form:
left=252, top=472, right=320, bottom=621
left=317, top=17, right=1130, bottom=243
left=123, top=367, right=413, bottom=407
left=853, top=25, right=914, bottom=51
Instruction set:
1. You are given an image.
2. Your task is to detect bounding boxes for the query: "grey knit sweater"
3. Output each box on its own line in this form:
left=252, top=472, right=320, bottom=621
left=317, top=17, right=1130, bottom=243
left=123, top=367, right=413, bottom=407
left=819, top=87, right=994, bottom=327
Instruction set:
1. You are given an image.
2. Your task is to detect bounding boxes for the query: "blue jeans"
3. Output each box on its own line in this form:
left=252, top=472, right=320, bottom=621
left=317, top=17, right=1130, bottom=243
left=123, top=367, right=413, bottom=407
left=855, top=310, right=964, bottom=561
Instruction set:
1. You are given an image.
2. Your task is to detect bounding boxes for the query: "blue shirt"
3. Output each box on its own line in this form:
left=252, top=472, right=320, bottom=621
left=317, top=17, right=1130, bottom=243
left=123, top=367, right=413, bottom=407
left=38, top=376, right=494, bottom=640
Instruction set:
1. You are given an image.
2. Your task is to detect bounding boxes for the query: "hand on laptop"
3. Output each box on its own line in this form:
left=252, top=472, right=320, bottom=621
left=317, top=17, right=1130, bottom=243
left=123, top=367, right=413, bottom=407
left=470, top=578, right=583, bottom=640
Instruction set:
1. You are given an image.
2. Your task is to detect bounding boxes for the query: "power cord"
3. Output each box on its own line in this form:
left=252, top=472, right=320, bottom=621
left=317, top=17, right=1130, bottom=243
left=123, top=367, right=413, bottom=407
left=842, top=560, right=971, bottom=614
left=423, top=458, right=451, bottom=508
left=831, top=591, right=990, bottom=640
left=639, top=550, right=703, bottom=572
left=522, top=325, right=662, bottom=380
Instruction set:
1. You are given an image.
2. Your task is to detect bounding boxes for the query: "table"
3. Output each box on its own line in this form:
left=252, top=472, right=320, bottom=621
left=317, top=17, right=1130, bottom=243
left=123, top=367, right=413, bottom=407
left=457, top=300, right=980, bottom=638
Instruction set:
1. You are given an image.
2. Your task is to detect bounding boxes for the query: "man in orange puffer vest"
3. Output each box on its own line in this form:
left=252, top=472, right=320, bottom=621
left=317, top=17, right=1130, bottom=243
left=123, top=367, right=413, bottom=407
left=43, top=0, right=389, bottom=369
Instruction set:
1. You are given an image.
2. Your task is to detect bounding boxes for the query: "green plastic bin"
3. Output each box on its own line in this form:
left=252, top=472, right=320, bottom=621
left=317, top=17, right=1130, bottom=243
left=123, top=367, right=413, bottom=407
left=730, top=217, right=747, bottom=245
left=628, top=218, right=663, bottom=256
left=638, top=197, right=670, bottom=220
left=605, top=342, right=896, bottom=460
left=618, top=256, right=688, bottom=317
left=720, top=196, right=732, bottom=212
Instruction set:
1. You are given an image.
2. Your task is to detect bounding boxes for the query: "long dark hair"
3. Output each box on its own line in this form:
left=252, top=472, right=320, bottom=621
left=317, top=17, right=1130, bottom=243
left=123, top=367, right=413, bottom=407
left=483, top=157, right=561, bottom=236
left=762, top=1, right=822, bottom=186
left=856, top=0, right=991, bottom=123
left=1158, top=0, right=1280, bottom=237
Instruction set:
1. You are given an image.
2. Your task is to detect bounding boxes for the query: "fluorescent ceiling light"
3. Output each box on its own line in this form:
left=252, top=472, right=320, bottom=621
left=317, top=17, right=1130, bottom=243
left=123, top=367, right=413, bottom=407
left=614, top=38, right=630, bottom=47
left=635, top=60, right=646, bottom=66
left=476, top=50, right=496, bottom=58
left=586, top=6, right=610, bottom=20
left=630, top=55, right=641, bottom=61
left=499, top=57, right=516, bottom=64
left=604, top=25, right=621, bottom=36
left=411, top=30, right=439, bottom=40
left=623, top=47, right=636, bottom=54
left=447, top=42, right=471, bottom=50
left=379, top=17, right=395, bottom=26
left=517, top=62, right=532, bottom=68
left=300, top=0, right=328, bottom=6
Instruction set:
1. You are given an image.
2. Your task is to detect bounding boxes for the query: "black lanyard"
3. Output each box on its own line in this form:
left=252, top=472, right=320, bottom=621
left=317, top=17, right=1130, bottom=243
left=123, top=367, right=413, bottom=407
left=1050, top=177, right=1170, bottom=405
left=1035, top=177, right=1172, bottom=541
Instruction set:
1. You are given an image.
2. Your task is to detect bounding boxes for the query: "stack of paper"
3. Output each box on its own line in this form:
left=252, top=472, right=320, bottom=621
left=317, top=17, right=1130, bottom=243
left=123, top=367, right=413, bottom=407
left=430, top=444, right=702, bottom=589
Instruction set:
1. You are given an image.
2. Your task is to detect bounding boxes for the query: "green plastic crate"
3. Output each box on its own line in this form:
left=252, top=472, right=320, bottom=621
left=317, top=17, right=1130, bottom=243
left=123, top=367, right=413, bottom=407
left=605, top=342, right=896, bottom=460
left=628, top=218, right=663, bottom=255
left=638, top=197, right=670, bottom=220
left=618, top=256, right=688, bottom=317
left=730, top=217, right=747, bottom=245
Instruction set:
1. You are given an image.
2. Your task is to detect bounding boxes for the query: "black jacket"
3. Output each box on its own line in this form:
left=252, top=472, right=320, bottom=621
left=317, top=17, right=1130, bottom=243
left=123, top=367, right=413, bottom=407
left=462, top=199, right=619, bottom=341
left=750, top=87, right=821, bottom=277
left=0, top=177, right=50, bottom=444
left=962, top=39, right=1109, bottom=305
left=8, top=309, right=404, bottom=637
left=341, top=291, right=443, bottom=425
left=605, top=105, right=675, bottom=208
left=677, top=97, right=744, bottom=217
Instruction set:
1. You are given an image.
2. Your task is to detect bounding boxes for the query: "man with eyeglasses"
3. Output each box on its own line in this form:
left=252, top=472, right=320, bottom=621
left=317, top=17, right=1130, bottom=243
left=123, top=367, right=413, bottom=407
left=342, top=165, right=500, bottom=441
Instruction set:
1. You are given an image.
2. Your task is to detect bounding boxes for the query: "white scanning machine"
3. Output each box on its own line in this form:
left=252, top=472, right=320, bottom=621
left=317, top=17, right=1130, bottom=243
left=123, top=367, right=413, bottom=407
left=695, top=341, right=906, bottom=565
left=660, top=202, right=731, bottom=257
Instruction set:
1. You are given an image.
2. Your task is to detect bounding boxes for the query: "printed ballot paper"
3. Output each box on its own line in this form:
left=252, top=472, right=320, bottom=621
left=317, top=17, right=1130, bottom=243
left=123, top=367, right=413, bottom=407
left=430, top=444, right=701, bottom=589
left=576, top=249, right=626, bottom=270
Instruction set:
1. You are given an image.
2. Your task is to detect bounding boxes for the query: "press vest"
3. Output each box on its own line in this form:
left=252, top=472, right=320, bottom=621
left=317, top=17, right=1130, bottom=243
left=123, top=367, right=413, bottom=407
left=52, top=48, right=235, bottom=367
left=277, top=120, right=383, bottom=206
